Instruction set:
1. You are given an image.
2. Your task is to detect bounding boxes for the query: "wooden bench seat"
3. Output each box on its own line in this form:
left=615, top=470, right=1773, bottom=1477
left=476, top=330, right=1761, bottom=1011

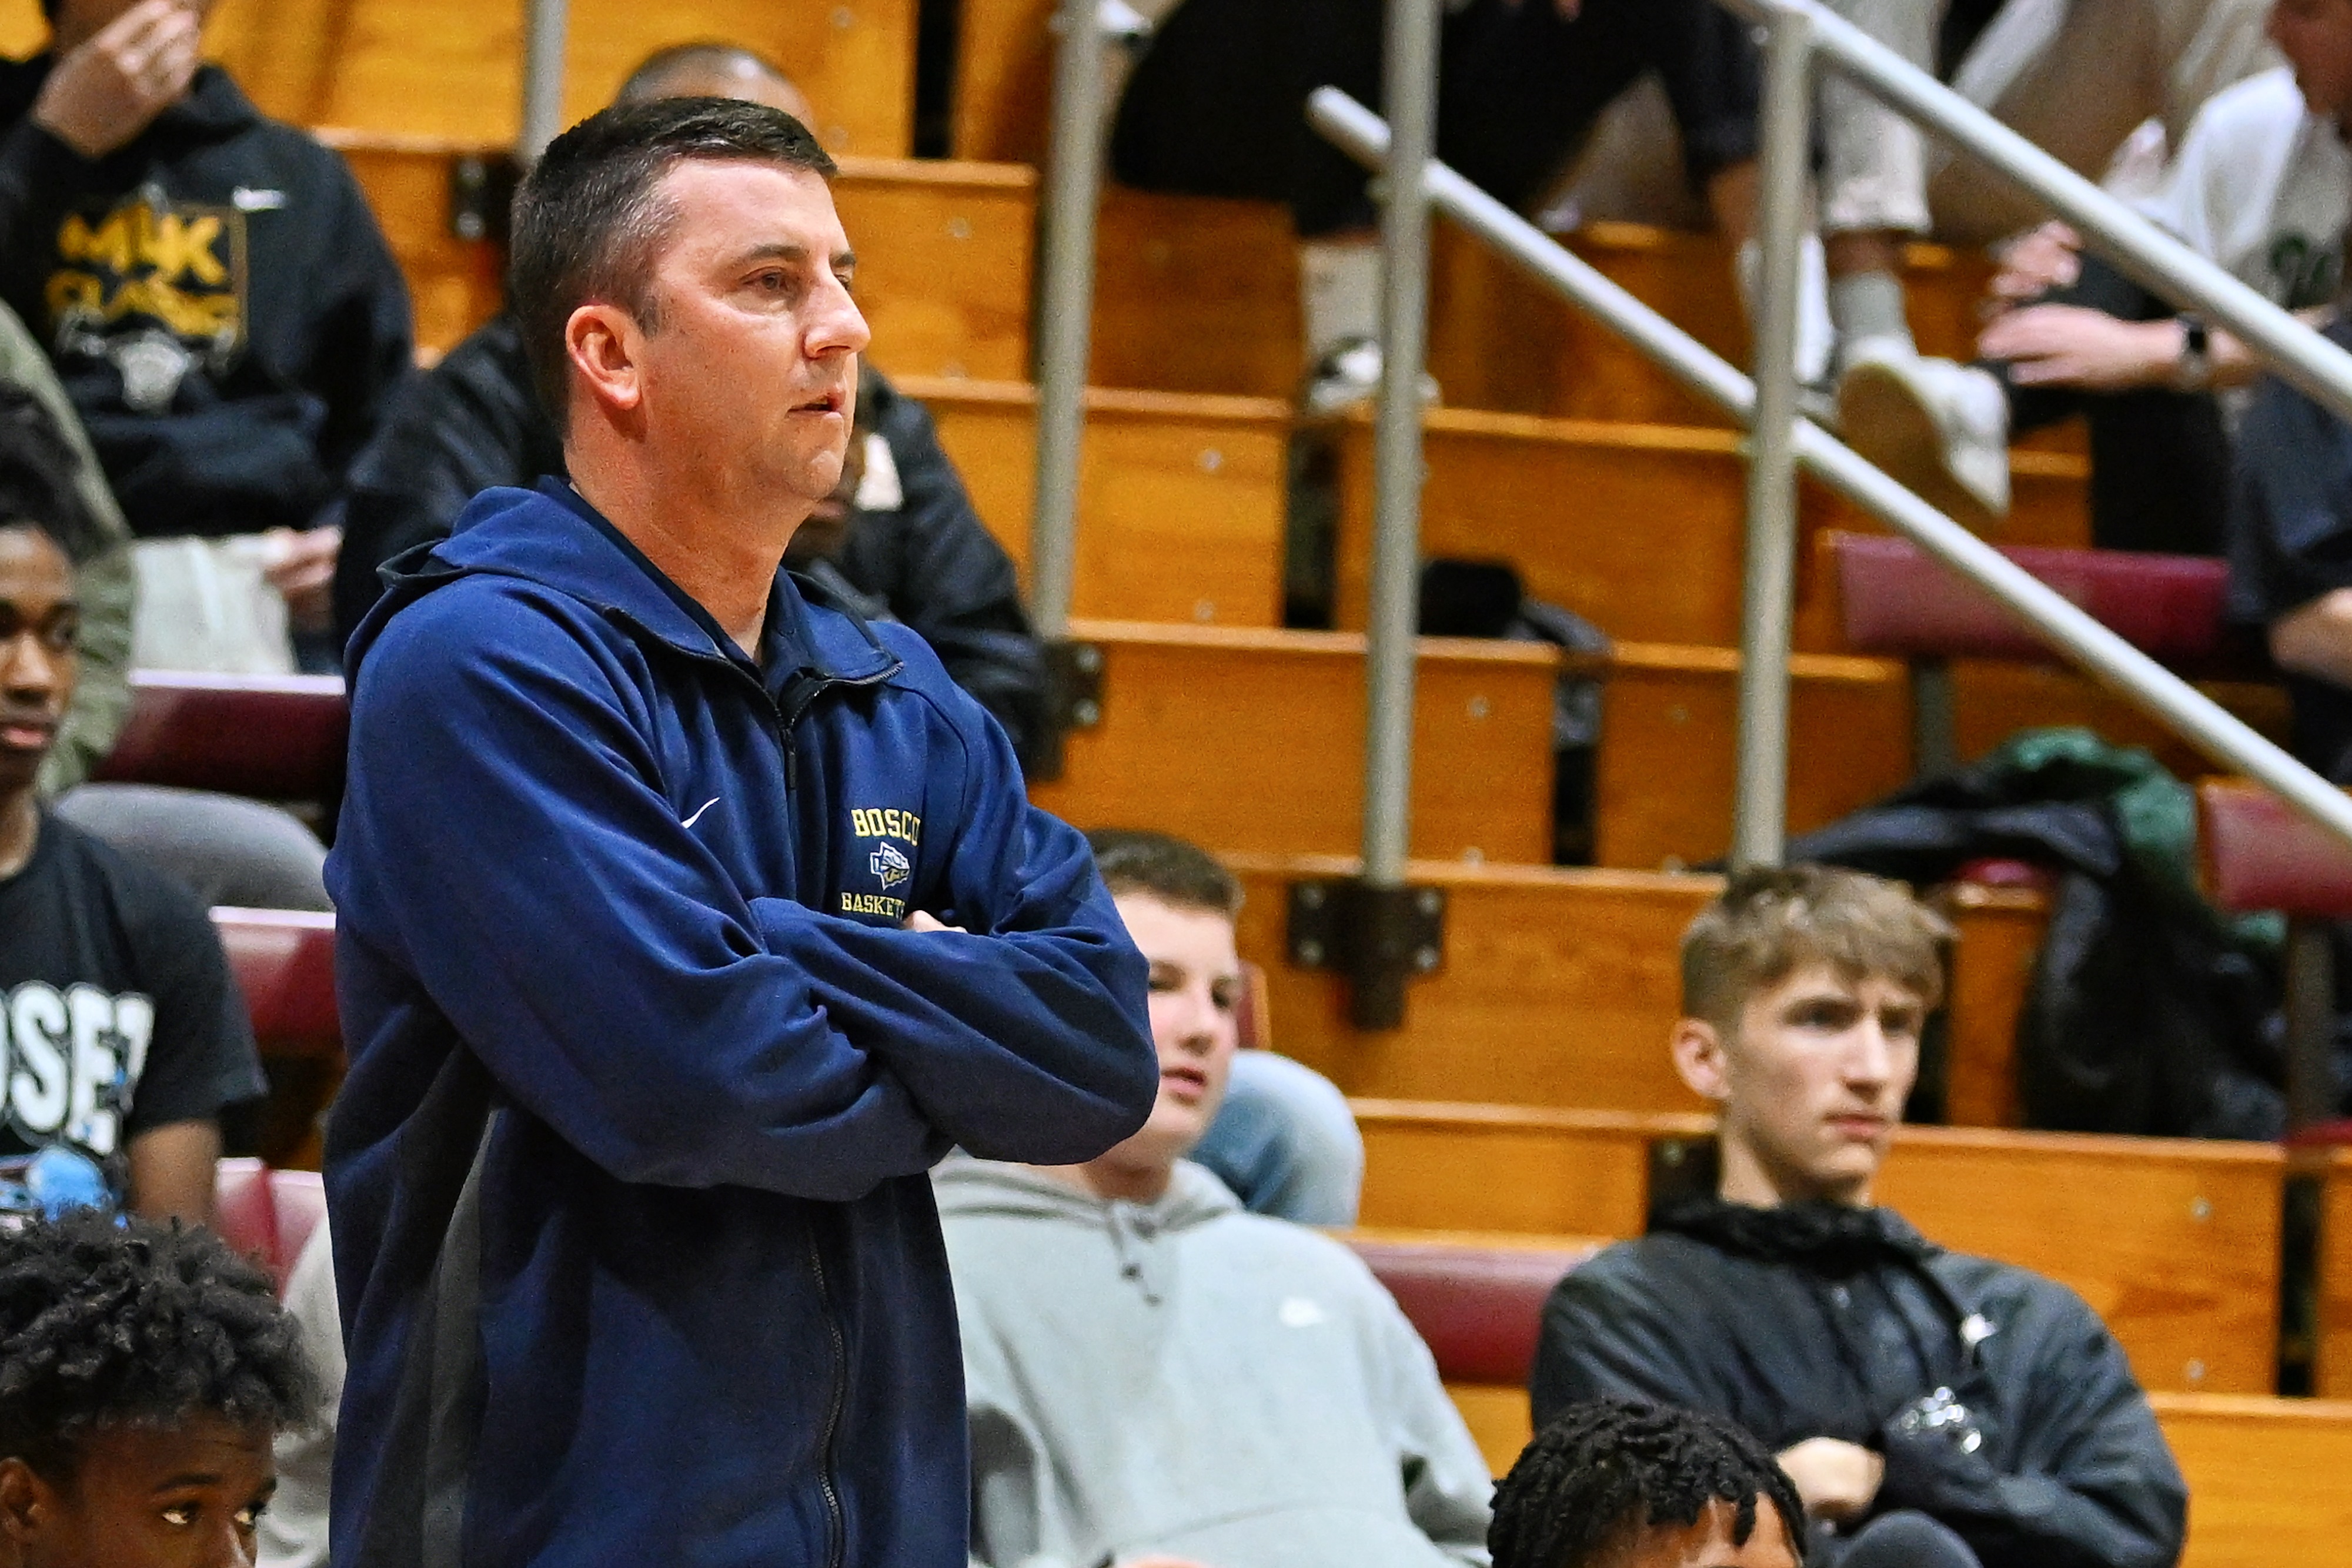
left=1224, top=858, right=2040, bottom=1122
left=325, top=135, right=1037, bottom=375
left=1029, top=622, right=1560, bottom=862
left=1329, top=412, right=2092, bottom=648
left=1348, top=1099, right=2286, bottom=1395
left=902, top=379, right=1289, bottom=627
left=74, top=0, right=919, bottom=156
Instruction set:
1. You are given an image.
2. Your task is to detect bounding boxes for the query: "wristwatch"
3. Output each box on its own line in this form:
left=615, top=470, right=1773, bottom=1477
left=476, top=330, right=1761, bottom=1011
left=2176, top=314, right=2213, bottom=393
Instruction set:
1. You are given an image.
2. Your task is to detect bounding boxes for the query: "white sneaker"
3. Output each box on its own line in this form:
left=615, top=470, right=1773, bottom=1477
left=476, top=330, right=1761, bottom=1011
left=1301, top=336, right=1440, bottom=420
left=1836, top=343, right=2012, bottom=528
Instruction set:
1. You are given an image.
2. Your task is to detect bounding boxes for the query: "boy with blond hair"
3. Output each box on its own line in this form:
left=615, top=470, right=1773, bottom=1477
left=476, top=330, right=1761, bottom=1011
left=1532, top=865, right=2186, bottom=1568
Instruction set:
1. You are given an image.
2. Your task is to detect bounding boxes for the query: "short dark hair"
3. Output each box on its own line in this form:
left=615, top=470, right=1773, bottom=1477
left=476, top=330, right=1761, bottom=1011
left=0, top=384, right=103, bottom=563
left=617, top=42, right=796, bottom=107
left=1491, top=1399, right=1806, bottom=1568
left=0, top=1212, right=319, bottom=1481
left=509, top=95, right=838, bottom=426
left=1085, top=828, right=1243, bottom=920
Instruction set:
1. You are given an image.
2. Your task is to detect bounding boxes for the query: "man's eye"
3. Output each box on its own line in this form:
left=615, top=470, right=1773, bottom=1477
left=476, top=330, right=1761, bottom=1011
left=161, top=1503, right=196, bottom=1527
left=236, top=1502, right=265, bottom=1527
left=40, top=617, right=76, bottom=652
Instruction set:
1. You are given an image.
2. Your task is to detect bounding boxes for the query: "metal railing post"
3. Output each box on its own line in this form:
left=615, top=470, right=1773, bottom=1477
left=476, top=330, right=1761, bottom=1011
left=517, top=0, right=570, bottom=162
left=1361, top=0, right=1442, bottom=889
left=1028, top=0, right=1110, bottom=642
left=1730, top=3, right=1813, bottom=871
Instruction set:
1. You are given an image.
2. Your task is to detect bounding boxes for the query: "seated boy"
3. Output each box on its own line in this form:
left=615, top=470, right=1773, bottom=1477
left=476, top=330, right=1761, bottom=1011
left=1532, top=865, right=2187, bottom=1568
left=939, top=828, right=1492, bottom=1568
left=0, top=1209, right=318, bottom=1567
left=1, top=480, right=265, bottom=1226
left=1489, top=1398, right=1803, bottom=1568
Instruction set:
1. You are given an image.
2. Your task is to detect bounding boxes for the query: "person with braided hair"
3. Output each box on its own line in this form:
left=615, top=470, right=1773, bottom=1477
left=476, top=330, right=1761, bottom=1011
left=1489, top=1398, right=1802, bottom=1568
left=1531, top=867, right=2186, bottom=1568
left=0, top=1208, right=318, bottom=1567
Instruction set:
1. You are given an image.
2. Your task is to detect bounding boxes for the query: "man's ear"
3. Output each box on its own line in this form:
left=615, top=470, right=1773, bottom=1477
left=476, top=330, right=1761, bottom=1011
left=1671, top=1016, right=1732, bottom=1105
left=564, top=301, right=646, bottom=419
left=0, top=1457, right=56, bottom=1543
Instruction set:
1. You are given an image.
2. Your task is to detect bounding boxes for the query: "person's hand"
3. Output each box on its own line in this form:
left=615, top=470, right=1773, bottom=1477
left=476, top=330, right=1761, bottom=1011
left=1988, top=221, right=2082, bottom=310
left=32, top=0, right=202, bottom=160
left=260, top=524, right=340, bottom=634
left=903, top=910, right=965, bottom=934
left=1776, top=1437, right=1885, bottom=1523
left=1976, top=303, right=2176, bottom=391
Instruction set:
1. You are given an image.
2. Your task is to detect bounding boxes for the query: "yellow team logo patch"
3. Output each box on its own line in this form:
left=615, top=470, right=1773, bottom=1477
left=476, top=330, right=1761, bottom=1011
left=45, top=192, right=249, bottom=411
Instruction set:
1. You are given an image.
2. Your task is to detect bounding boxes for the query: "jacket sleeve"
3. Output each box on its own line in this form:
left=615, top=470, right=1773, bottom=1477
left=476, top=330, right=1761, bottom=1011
left=302, top=152, right=414, bottom=510
left=336, top=593, right=951, bottom=1201
left=1872, top=1286, right=2187, bottom=1568
left=1366, top=1281, right=1494, bottom=1565
left=860, top=387, right=1051, bottom=770
left=1529, top=1256, right=1720, bottom=1433
left=747, top=651, right=1158, bottom=1165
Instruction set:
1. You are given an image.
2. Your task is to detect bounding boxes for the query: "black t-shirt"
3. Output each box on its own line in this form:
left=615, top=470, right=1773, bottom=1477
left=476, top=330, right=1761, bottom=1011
left=2228, top=315, right=2352, bottom=784
left=0, top=811, right=265, bottom=1216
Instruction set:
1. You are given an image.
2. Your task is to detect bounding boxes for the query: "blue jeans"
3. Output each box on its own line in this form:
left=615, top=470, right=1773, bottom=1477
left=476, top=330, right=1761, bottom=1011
left=1190, top=1051, right=1364, bottom=1226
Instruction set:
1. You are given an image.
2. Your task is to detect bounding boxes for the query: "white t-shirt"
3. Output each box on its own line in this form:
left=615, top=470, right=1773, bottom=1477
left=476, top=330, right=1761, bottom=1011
left=2139, top=65, right=2352, bottom=309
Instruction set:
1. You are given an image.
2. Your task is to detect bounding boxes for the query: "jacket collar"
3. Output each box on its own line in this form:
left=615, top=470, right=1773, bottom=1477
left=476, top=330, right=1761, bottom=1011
left=350, top=480, right=900, bottom=690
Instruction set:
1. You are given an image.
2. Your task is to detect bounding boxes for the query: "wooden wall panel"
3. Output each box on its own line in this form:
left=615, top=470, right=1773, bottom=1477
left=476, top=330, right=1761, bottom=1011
left=1935, top=883, right=2048, bottom=1128
left=1092, top=190, right=1301, bottom=402
left=2154, top=1393, right=2352, bottom=1568
left=2320, top=1149, right=2352, bottom=1400
left=1951, top=661, right=2290, bottom=780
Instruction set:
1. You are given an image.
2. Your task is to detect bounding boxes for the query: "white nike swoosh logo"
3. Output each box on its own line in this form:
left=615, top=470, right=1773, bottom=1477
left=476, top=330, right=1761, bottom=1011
left=681, top=798, right=720, bottom=830
left=231, top=186, right=286, bottom=210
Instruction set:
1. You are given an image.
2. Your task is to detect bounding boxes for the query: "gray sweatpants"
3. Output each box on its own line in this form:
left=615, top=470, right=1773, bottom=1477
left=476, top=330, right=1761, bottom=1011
left=1823, top=0, right=2277, bottom=243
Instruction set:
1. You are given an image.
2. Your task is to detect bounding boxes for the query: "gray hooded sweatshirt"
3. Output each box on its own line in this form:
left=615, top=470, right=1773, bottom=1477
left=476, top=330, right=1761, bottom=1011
left=935, top=1156, right=1493, bottom=1568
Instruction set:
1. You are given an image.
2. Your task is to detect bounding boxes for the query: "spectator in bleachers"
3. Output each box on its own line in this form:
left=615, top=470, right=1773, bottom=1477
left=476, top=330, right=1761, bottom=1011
left=1489, top=1399, right=1804, bottom=1568
left=1107, top=0, right=1764, bottom=414
left=326, top=95, right=1159, bottom=1565
left=1853, top=0, right=2350, bottom=555
left=1531, top=865, right=2187, bottom=1568
left=0, top=0, right=412, bottom=674
left=940, top=829, right=1492, bottom=1568
left=1822, top=0, right=2274, bottom=530
left=2228, top=312, right=2352, bottom=781
left=330, top=43, right=1051, bottom=766
left=0, top=500, right=265, bottom=1229
left=0, top=1210, right=317, bottom=1568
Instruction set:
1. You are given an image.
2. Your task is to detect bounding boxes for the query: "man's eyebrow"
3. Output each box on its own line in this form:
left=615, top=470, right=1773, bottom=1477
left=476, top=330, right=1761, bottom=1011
left=149, top=1470, right=228, bottom=1492
left=727, top=242, right=857, bottom=272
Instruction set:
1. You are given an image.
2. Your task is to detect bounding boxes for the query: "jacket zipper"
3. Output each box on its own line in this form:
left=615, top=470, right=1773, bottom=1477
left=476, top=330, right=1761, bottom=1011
left=806, top=1226, right=850, bottom=1568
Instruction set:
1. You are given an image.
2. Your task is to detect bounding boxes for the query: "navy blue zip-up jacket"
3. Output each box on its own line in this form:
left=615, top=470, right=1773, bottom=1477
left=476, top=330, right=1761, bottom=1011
left=322, top=480, right=1158, bottom=1568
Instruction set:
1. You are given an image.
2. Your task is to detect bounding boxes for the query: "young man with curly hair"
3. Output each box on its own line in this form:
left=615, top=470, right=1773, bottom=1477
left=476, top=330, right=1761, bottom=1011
left=1489, top=1398, right=1804, bottom=1568
left=0, top=1209, right=318, bottom=1567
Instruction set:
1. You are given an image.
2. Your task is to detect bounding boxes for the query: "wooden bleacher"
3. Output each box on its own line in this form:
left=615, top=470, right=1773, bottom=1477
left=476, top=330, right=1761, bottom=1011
left=901, top=379, right=1289, bottom=626
left=34, top=0, right=921, bottom=156
left=1348, top=1100, right=2287, bottom=1396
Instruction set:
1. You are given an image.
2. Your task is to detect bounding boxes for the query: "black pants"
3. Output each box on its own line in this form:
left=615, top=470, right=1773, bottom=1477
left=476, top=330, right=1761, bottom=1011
left=1987, top=252, right=2231, bottom=556
left=1820, top=1511, right=1984, bottom=1568
left=1110, top=0, right=1761, bottom=237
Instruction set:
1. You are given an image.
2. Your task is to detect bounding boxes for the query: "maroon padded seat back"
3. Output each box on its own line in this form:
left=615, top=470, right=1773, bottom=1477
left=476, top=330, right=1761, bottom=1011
left=95, top=671, right=349, bottom=800
left=212, top=908, right=341, bottom=1058
left=1235, top=962, right=1270, bottom=1053
left=213, top=1156, right=280, bottom=1281
left=1347, top=1237, right=1602, bottom=1385
left=1830, top=533, right=2227, bottom=664
left=270, top=1168, right=327, bottom=1270
left=2199, top=780, right=2352, bottom=918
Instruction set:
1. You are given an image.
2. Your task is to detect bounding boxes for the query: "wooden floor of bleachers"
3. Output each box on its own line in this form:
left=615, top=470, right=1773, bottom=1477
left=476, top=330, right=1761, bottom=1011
left=1351, top=1100, right=2287, bottom=1396
left=29, top=0, right=920, bottom=156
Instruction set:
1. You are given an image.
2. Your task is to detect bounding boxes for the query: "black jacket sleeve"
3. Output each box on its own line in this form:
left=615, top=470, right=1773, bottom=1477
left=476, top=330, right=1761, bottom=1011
left=841, top=375, right=1050, bottom=771
left=334, top=315, right=559, bottom=638
left=1530, top=1249, right=1722, bottom=1433
left=1872, top=1282, right=2187, bottom=1568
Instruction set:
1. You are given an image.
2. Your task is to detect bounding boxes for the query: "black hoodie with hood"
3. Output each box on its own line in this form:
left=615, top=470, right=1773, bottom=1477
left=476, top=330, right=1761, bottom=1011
left=0, top=56, right=411, bottom=538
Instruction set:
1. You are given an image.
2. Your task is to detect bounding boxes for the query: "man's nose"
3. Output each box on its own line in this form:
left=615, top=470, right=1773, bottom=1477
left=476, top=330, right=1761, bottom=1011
left=811, top=273, right=871, bottom=359
left=0, top=631, right=61, bottom=701
left=1845, top=1020, right=1895, bottom=1086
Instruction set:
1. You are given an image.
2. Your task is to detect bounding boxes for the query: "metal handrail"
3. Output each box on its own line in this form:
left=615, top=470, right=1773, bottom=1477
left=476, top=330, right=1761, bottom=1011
left=1307, top=85, right=2352, bottom=857
left=517, top=0, right=569, bottom=162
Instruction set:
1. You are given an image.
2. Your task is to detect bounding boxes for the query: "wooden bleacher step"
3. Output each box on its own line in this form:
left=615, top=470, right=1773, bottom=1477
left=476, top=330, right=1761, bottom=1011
left=1028, top=623, right=1559, bottom=863
left=76, top=0, right=920, bottom=156
left=328, top=135, right=1037, bottom=377
left=1224, top=857, right=2042, bottom=1122
left=897, top=378, right=1288, bottom=627
left=1349, top=1099, right=2286, bottom=1396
